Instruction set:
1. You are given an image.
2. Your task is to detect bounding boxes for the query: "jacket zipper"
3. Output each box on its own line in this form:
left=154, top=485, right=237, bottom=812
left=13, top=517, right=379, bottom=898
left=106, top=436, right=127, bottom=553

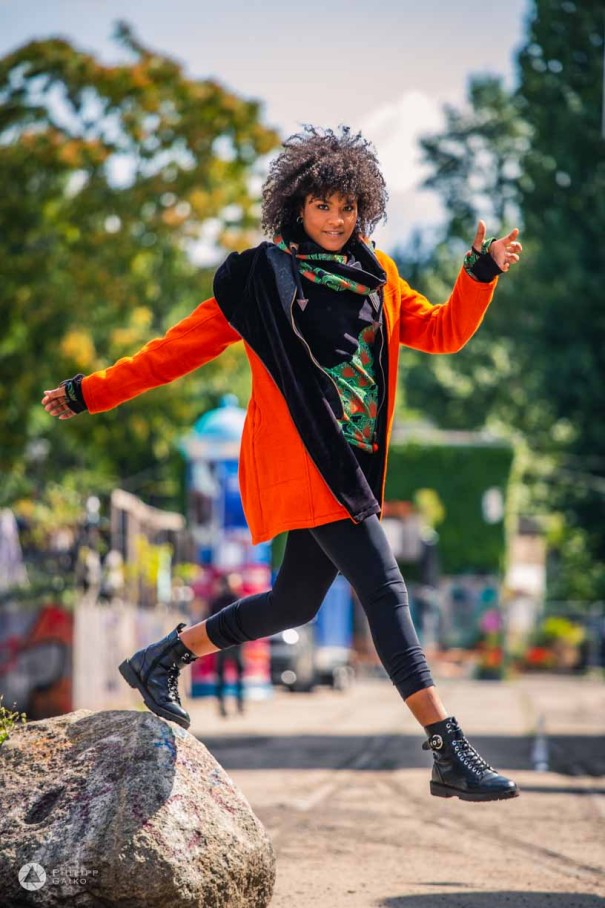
left=288, top=287, right=344, bottom=420
left=377, top=302, right=390, bottom=507
left=370, top=298, right=388, bottom=449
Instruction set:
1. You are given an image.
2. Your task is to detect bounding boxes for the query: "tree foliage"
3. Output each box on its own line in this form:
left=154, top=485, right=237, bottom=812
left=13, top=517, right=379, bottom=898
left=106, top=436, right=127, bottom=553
left=394, top=1, right=605, bottom=599
left=1, top=22, right=279, bottom=505
left=385, top=441, right=513, bottom=575
left=515, top=0, right=605, bottom=599
left=395, top=76, right=536, bottom=438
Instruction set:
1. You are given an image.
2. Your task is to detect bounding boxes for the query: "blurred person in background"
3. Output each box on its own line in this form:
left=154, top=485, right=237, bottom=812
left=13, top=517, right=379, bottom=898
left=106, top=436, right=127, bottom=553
left=43, top=125, right=523, bottom=803
left=207, top=573, right=246, bottom=717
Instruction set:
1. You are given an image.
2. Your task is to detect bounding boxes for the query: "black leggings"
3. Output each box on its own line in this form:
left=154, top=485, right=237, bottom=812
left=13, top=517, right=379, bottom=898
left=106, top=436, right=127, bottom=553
left=205, top=514, right=435, bottom=701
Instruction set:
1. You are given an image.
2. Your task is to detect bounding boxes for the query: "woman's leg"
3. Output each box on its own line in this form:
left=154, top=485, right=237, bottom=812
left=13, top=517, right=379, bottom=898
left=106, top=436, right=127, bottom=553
left=403, top=686, right=448, bottom=726
left=308, top=514, right=447, bottom=726
left=121, top=529, right=338, bottom=730
left=179, top=528, right=338, bottom=656
left=308, top=514, right=519, bottom=800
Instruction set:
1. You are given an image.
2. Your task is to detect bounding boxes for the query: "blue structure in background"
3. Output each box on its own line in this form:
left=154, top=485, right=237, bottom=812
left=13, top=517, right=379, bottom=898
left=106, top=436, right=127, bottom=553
left=219, top=459, right=247, bottom=530
left=178, top=393, right=273, bottom=702
left=179, top=393, right=271, bottom=567
left=314, top=573, right=354, bottom=650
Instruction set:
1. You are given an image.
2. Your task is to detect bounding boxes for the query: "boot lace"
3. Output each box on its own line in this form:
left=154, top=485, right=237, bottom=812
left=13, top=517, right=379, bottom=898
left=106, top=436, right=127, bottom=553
left=423, top=719, right=497, bottom=776
left=449, top=726, right=496, bottom=776
left=166, top=664, right=182, bottom=704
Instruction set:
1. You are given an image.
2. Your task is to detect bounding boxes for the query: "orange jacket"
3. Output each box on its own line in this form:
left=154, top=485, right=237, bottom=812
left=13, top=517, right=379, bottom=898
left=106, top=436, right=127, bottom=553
left=81, top=248, right=498, bottom=544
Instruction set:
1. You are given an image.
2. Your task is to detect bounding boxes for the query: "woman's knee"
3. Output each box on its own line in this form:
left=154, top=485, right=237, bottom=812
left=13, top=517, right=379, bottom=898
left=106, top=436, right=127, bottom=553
left=271, top=583, right=326, bottom=628
left=289, top=595, right=323, bottom=626
left=233, top=585, right=325, bottom=641
left=272, top=549, right=337, bottom=627
left=357, top=566, right=409, bottom=612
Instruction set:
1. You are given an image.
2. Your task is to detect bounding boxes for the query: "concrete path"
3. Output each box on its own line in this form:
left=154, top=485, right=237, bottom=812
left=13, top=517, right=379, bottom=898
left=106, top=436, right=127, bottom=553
left=188, top=672, right=605, bottom=907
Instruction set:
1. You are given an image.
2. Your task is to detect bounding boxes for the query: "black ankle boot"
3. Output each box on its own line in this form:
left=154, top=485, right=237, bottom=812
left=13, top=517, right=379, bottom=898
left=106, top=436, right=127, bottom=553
left=422, top=715, right=520, bottom=802
left=119, top=622, right=198, bottom=730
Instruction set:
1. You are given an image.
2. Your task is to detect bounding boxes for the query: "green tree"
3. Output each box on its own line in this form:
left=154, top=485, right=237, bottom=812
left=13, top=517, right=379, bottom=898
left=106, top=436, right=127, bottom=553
left=514, top=0, right=605, bottom=599
left=0, top=22, right=279, bottom=507
left=395, top=2, right=605, bottom=600
left=420, top=74, right=528, bottom=239
left=394, top=75, right=535, bottom=436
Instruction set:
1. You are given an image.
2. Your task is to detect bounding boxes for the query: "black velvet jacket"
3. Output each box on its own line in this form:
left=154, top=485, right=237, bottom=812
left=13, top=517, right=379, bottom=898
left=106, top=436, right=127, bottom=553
left=212, top=238, right=391, bottom=524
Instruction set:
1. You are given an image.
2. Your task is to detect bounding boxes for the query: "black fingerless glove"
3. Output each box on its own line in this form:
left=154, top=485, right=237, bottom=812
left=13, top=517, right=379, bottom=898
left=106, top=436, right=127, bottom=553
left=463, top=237, right=503, bottom=282
left=60, top=373, right=88, bottom=414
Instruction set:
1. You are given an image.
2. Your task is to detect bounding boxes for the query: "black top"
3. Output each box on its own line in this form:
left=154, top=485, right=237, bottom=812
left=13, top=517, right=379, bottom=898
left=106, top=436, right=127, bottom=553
left=294, top=269, right=381, bottom=370
left=292, top=251, right=387, bottom=501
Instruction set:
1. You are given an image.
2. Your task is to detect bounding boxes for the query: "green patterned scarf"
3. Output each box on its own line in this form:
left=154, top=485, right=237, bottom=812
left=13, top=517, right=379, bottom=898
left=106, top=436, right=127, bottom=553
left=273, top=227, right=385, bottom=297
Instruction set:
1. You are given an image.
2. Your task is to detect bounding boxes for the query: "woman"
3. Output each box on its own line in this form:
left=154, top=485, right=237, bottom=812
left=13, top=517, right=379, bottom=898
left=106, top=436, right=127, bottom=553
left=42, top=126, right=523, bottom=802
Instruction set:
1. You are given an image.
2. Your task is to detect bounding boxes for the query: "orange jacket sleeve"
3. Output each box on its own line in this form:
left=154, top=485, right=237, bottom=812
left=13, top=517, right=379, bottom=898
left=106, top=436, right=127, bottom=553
left=81, top=296, right=241, bottom=414
left=399, top=266, right=499, bottom=353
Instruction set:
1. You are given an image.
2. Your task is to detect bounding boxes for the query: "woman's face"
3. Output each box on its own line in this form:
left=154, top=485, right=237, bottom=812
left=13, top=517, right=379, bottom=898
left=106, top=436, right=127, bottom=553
left=299, top=192, right=358, bottom=252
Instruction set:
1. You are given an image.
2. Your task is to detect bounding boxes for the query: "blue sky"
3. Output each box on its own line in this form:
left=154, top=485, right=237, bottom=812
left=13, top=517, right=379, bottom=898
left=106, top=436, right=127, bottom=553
left=1, top=0, right=531, bottom=252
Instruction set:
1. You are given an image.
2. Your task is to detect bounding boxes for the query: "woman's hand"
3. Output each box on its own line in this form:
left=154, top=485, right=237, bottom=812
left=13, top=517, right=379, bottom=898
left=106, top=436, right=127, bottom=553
left=41, top=386, right=78, bottom=420
left=472, top=220, right=522, bottom=272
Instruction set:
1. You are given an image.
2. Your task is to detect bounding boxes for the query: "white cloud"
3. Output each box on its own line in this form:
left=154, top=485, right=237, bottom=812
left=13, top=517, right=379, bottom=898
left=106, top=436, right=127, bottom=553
left=358, top=90, right=457, bottom=251
left=373, top=187, right=446, bottom=254
left=360, top=90, right=445, bottom=194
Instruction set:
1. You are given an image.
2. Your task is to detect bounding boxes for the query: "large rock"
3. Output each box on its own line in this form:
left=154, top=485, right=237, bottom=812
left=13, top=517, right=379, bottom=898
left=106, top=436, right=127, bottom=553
left=0, top=709, right=276, bottom=907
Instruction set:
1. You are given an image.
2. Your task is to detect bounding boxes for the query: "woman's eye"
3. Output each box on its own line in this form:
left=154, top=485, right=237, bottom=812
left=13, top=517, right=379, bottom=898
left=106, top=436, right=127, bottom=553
left=315, top=204, right=355, bottom=212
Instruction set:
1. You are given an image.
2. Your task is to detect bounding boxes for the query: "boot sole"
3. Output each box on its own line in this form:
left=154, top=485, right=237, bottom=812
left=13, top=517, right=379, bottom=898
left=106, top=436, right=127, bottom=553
left=118, top=658, right=191, bottom=731
left=430, top=780, right=520, bottom=802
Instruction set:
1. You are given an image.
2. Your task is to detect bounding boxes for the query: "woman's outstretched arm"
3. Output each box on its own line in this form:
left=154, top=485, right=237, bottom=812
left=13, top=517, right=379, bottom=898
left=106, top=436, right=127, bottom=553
left=41, top=295, right=241, bottom=418
left=399, top=220, right=522, bottom=354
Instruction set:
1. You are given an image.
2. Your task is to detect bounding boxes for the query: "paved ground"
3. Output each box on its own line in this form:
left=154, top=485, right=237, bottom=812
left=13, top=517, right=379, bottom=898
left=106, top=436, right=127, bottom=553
left=187, top=670, right=605, bottom=907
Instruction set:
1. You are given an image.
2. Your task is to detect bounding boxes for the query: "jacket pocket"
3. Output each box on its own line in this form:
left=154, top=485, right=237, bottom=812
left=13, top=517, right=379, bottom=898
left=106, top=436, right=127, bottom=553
left=253, top=400, right=307, bottom=490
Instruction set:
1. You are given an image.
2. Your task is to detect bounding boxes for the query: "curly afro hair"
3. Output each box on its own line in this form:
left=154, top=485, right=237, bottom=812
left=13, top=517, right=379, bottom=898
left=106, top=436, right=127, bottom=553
left=261, top=124, right=389, bottom=238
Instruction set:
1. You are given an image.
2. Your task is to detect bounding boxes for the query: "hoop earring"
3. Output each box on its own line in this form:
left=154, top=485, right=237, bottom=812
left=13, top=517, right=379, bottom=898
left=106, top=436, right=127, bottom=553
left=296, top=215, right=303, bottom=224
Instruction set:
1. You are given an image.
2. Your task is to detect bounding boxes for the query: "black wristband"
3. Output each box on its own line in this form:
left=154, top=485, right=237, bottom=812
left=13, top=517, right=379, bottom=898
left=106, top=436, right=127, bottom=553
left=464, top=237, right=503, bottom=282
left=60, top=373, right=88, bottom=413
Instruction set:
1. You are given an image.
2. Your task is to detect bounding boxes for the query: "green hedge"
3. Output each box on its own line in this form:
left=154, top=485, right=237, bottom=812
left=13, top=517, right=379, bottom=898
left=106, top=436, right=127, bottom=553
left=271, top=441, right=514, bottom=576
left=385, top=441, right=513, bottom=575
